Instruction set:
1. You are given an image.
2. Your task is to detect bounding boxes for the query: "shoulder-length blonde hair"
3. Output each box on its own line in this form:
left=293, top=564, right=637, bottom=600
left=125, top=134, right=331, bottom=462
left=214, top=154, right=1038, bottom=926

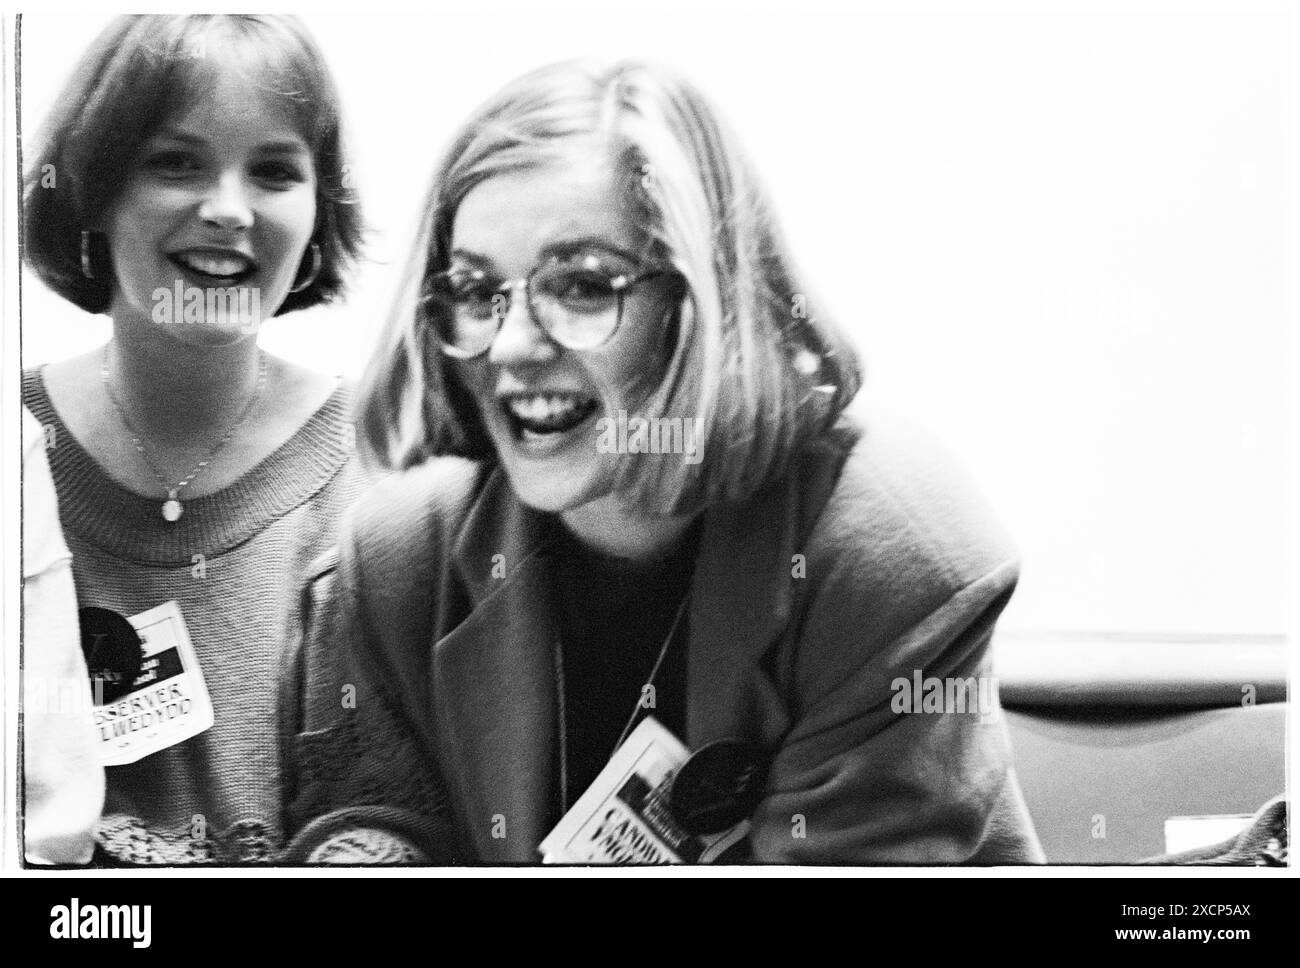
left=358, top=59, right=860, bottom=516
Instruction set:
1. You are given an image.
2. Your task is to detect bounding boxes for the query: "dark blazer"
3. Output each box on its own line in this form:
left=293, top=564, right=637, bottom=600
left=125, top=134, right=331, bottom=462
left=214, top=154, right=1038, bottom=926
left=280, top=415, right=1045, bottom=864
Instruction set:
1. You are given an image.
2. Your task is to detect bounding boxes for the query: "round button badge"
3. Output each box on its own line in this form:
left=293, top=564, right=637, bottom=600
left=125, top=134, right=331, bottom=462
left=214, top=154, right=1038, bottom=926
left=79, top=606, right=144, bottom=704
left=667, top=738, right=768, bottom=836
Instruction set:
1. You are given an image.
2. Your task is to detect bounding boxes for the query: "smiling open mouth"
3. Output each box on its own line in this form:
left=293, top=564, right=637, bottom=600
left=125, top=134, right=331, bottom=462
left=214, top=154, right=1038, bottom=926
left=501, top=393, right=600, bottom=438
left=168, top=251, right=257, bottom=286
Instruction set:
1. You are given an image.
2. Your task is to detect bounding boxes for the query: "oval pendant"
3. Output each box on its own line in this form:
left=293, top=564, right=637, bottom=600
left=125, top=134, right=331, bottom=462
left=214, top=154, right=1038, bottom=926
left=162, top=498, right=183, bottom=522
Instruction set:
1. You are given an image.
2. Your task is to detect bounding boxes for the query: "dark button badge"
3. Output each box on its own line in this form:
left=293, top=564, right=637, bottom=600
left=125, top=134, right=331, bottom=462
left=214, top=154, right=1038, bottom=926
left=667, top=739, right=767, bottom=836
left=79, top=607, right=143, bottom=704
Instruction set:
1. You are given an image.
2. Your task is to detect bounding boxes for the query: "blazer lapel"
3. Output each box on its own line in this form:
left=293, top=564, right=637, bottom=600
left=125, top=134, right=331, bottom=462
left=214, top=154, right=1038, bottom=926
left=685, top=473, right=799, bottom=748
left=685, top=433, right=854, bottom=748
left=431, top=472, right=558, bottom=863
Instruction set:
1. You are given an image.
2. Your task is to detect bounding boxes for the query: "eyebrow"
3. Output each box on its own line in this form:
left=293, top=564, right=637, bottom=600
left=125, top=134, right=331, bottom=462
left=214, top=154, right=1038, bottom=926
left=542, top=237, right=642, bottom=264
left=148, top=130, right=205, bottom=146
left=149, top=128, right=309, bottom=154
left=451, top=238, right=643, bottom=271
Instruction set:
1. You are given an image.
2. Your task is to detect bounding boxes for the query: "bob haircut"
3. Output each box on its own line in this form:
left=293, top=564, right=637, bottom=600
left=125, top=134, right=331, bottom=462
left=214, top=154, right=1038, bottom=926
left=358, top=59, right=862, bottom=516
left=23, top=14, right=362, bottom=316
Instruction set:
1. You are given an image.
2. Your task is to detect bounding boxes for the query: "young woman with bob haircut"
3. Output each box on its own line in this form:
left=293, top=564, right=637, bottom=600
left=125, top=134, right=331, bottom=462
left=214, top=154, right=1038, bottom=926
left=282, top=59, right=1043, bottom=864
left=22, top=14, right=366, bottom=864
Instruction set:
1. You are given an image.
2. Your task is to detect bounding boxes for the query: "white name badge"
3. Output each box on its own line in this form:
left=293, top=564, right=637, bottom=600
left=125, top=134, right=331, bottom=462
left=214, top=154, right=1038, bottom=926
left=539, top=717, right=751, bottom=865
left=91, top=601, right=214, bottom=766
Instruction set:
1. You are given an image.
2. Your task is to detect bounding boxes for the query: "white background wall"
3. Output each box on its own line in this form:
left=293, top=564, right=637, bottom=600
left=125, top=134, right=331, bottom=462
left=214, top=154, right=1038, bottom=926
left=16, top=2, right=1290, bottom=639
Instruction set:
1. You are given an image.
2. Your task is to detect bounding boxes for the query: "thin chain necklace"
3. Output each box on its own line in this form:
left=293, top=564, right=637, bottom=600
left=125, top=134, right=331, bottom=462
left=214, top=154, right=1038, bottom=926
left=100, top=343, right=269, bottom=522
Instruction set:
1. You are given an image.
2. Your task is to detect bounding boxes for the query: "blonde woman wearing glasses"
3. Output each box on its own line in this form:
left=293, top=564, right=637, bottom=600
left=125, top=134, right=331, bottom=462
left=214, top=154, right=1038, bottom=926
left=281, top=60, right=1043, bottom=865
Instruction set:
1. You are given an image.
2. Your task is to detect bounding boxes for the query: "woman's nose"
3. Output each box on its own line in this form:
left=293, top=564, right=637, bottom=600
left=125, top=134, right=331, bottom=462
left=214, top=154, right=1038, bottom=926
left=488, top=280, right=559, bottom=366
left=197, top=171, right=254, bottom=231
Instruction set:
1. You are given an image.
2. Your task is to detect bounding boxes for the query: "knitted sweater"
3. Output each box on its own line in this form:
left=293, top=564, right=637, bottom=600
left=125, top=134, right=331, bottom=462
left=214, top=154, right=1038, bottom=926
left=22, top=368, right=366, bottom=865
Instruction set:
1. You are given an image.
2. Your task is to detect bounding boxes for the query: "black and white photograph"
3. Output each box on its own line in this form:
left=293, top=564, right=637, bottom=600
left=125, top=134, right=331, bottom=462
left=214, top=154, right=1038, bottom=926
left=1, top=0, right=1292, bottom=892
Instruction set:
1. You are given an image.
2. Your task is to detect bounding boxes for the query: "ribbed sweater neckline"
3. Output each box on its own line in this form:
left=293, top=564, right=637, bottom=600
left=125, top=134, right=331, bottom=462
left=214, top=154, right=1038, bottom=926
left=22, top=367, right=354, bottom=566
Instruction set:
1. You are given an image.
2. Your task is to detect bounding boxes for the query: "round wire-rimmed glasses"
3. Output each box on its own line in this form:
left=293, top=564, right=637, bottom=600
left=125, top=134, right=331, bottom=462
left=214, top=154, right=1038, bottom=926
left=421, top=254, right=679, bottom=359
